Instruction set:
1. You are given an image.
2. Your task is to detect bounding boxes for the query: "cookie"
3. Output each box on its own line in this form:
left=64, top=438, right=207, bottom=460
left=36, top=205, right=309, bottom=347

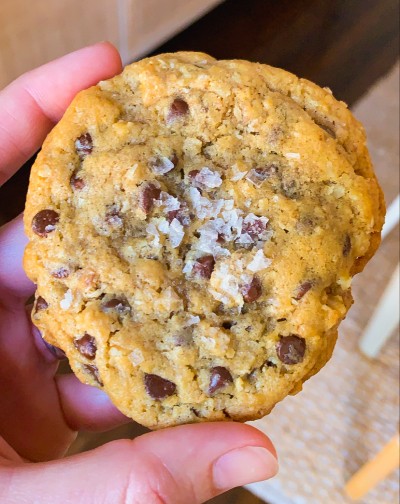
left=23, top=52, right=385, bottom=428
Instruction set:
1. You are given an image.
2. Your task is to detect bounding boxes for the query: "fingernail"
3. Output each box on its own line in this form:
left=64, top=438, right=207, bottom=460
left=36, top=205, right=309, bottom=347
left=213, top=446, right=278, bottom=490
left=43, top=339, right=67, bottom=360
left=32, top=325, right=66, bottom=360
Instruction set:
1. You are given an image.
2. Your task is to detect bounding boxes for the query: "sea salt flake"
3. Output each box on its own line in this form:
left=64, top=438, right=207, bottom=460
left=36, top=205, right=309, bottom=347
left=221, top=208, right=243, bottom=237
left=209, top=263, right=244, bottom=308
left=247, top=249, right=272, bottom=272
left=157, top=218, right=170, bottom=234
left=189, top=187, right=225, bottom=219
left=157, top=192, right=181, bottom=212
left=168, top=218, right=185, bottom=248
left=126, top=164, right=138, bottom=180
left=146, top=222, right=160, bottom=247
left=240, top=213, right=270, bottom=242
left=183, top=260, right=195, bottom=275
left=60, top=289, right=73, bottom=310
left=162, top=286, right=182, bottom=310
left=193, top=167, right=222, bottom=188
left=285, top=152, right=301, bottom=159
left=185, top=315, right=200, bottom=327
left=236, top=232, right=253, bottom=245
left=230, top=164, right=247, bottom=181
left=195, top=220, right=231, bottom=257
left=246, top=169, right=268, bottom=188
left=150, top=156, right=175, bottom=174
left=129, top=349, right=144, bottom=366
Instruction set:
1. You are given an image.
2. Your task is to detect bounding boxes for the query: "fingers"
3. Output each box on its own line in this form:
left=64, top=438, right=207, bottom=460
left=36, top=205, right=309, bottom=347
left=0, top=42, right=122, bottom=186
left=56, top=374, right=130, bottom=432
left=0, top=214, right=34, bottom=303
left=4, top=423, right=278, bottom=504
left=33, top=321, right=129, bottom=432
left=0, top=303, right=76, bottom=462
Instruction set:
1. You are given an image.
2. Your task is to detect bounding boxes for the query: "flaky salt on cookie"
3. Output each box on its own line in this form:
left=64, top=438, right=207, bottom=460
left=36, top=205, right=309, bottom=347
left=24, top=52, right=384, bottom=428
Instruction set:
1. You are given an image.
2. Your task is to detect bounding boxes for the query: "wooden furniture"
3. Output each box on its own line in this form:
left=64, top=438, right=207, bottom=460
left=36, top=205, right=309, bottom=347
left=345, top=434, right=400, bottom=500
left=0, top=0, right=222, bottom=88
left=359, top=195, right=400, bottom=358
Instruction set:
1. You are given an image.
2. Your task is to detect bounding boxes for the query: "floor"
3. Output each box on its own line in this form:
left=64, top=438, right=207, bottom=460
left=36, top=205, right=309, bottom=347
left=0, top=1, right=398, bottom=502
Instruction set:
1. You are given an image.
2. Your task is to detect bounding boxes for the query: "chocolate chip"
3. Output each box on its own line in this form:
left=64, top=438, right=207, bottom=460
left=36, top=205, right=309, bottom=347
left=170, top=152, right=179, bottom=167
left=343, top=234, right=351, bottom=257
left=167, top=209, right=181, bottom=223
left=294, top=281, right=313, bottom=300
left=223, top=408, right=232, bottom=419
left=208, top=366, right=233, bottom=394
left=241, top=218, right=268, bottom=240
left=74, top=333, right=97, bottom=360
left=84, top=364, right=103, bottom=385
left=43, top=340, right=66, bottom=360
left=144, top=373, right=176, bottom=399
left=70, top=173, right=85, bottom=190
left=167, top=98, right=189, bottom=123
left=188, top=170, right=200, bottom=179
left=102, top=298, right=131, bottom=315
left=193, top=255, right=215, bottom=279
left=51, top=268, right=70, bottom=279
left=75, top=133, right=93, bottom=158
left=241, top=276, right=262, bottom=303
left=263, top=360, right=277, bottom=368
left=139, top=183, right=161, bottom=214
left=35, top=296, right=48, bottom=312
left=222, top=321, right=236, bottom=330
left=32, top=209, right=59, bottom=237
left=191, top=408, right=201, bottom=417
left=167, top=203, right=191, bottom=226
left=276, top=335, right=306, bottom=364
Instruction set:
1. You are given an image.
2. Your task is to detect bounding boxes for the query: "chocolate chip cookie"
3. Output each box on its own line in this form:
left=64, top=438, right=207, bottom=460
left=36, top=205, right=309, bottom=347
left=24, top=52, right=385, bottom=428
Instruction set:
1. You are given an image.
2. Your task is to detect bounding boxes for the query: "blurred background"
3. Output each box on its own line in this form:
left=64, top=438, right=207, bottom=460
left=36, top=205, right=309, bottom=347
left=0, top=1, right=399, bottom=502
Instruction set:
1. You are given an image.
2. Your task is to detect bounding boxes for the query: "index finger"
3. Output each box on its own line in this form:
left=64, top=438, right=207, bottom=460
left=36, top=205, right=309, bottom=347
left=0, top=42, right=122, bottom=186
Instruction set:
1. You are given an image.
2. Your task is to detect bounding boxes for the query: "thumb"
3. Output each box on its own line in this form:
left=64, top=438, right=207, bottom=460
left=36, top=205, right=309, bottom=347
left=3, top=423, right=278, bottom=503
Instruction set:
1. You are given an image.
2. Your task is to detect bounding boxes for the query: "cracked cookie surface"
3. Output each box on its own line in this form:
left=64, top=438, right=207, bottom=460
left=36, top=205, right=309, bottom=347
left=24, top=52, right=384, bottom=428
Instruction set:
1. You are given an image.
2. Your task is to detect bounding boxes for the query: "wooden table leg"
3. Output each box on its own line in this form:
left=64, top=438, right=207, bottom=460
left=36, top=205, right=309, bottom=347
left=345, top=434, right=400, bottom=500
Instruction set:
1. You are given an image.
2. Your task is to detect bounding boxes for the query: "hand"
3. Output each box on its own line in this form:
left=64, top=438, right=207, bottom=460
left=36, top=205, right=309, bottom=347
left=0, top=43, right=278, bottom=503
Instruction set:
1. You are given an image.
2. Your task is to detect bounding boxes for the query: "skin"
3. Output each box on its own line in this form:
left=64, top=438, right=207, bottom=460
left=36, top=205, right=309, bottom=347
left=0, top=43, right=278, bottom=503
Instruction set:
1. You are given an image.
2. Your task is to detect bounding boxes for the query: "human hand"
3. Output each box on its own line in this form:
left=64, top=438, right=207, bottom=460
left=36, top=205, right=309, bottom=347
left=0, top=43, right=278, bottom=503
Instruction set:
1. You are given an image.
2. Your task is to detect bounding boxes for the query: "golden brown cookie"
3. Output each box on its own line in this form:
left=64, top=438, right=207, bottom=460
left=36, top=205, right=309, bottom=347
left=23, top=52, right=384, bottom=428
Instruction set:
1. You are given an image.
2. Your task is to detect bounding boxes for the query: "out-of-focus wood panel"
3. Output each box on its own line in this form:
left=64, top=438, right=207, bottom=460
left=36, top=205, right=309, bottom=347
left=0, top=0, right=222, bottom=88
left=123, top=0, right=222, bottom=63
left=0, top=0, right=119, bottom=88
